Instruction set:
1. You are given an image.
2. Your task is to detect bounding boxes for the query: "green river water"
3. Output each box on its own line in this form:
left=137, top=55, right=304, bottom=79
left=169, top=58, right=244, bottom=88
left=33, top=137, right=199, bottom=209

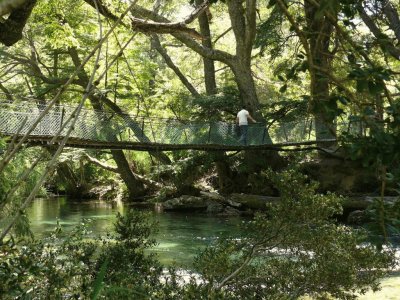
left=26, top=197, right=400, bottom=299
left=27, top=197, right=245, bottom=267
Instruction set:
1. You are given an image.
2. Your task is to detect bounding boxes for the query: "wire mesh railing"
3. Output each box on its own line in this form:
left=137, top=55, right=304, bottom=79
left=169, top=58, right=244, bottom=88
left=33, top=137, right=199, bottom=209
left=0, top=101, right=358, bottom=147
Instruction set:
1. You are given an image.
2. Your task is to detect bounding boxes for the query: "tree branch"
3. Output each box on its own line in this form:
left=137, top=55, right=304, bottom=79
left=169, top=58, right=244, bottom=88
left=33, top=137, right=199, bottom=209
left=151, top=34, right=200, bottom=97
left=130, top=1, right=210, bottom=40
left=382, top=0, right=400, bottom=42
left=0, top=82, right=13, bottom=101
left=276, top=0, right=311, bottom=66
left=357, top=3, right=400, bottom=60
left=305, top=0, right=397, bottom=108
left=82, top=153, right=118, bottom=172
left=245, top=0, right=257, bottom=56
left=82, top=0, right=118, bottom=22
left=130, top=4, right=234, bottom=65
left=227, top=0, right=246, bottom=58
left=0, top=50, right=80, bottom=86
left=213, top=27, right=232, bottom=44
left=131, top=17, right=203, bottom=40
left=82, top=153, right=162, bottom=189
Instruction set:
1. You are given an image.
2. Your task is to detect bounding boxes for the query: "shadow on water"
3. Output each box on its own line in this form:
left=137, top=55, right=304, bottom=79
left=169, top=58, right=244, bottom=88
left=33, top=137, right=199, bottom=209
left=26, top=197, right=246, bottom=267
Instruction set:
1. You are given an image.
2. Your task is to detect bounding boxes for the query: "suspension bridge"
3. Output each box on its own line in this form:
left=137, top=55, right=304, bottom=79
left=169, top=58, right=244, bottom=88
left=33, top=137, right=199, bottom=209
left=0, top=101, right=359, bottom=151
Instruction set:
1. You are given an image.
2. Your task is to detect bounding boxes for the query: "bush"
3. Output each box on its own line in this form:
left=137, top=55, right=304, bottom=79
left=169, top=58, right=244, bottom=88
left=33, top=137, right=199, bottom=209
left=188, top=170, right=396, bottom=299
left=0, top=172, right=396, bottom=299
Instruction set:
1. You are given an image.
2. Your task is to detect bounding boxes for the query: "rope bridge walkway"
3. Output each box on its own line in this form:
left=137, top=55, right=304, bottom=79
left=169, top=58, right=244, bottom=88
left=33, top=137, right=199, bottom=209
left=0, top=101, right=360, bottom=151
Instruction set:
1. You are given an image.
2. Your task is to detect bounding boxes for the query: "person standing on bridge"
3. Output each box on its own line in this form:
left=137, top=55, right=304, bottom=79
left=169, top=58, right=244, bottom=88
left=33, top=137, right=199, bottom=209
left=236, top=106, right=256, bottom=145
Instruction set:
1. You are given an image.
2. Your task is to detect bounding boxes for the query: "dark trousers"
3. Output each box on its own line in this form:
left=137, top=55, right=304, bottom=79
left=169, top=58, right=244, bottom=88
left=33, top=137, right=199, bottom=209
left=239, top=125, right=248, bottom=145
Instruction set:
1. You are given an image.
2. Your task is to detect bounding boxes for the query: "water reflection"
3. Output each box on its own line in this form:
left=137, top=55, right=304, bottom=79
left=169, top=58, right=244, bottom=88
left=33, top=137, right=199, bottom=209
left=27, top=197, right=245, bottom=266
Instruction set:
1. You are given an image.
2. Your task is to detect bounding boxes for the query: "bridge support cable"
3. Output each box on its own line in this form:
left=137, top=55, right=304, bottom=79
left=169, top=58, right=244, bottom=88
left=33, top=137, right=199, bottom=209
left=97, top=30, right=173, bottom=164
left=0, top=0, right=136, bottom=242
left=0, top=90, right=94, bottom=244
left=68, top=45, right=148, bottom=198
left=98, top=95, right=171, bottom=164
left=67, top=43, right=171, bottom=164
left=0, top=2, right=136, bottom=174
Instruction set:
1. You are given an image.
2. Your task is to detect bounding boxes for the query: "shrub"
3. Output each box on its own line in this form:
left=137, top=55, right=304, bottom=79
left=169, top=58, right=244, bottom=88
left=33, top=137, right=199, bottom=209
left=188, top=170, right=396, bottom=299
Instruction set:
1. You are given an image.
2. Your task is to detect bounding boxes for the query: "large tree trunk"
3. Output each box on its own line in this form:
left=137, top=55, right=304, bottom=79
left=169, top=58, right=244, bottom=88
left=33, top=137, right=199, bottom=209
left=213, top=152, right=234, bottom=193
left=110, top=150, right=145, bottom=199
left=93, top=92, right=171, bottom=164
left=89, top=95, right=146, bottom=199
left=86, top=94, right=146, bottom=199
left=194, top=1, right=233, bottom=191
left=195, top=0, right=216, bottom=95
left=304, top=1, right=336, bottom=146
left=54, top=161, right=88, bottom=198
left=68, top=47, right=146, bottom=200
left=225, top=0, right=260, bottom=116
left=230, top=61, right=261, bottom=119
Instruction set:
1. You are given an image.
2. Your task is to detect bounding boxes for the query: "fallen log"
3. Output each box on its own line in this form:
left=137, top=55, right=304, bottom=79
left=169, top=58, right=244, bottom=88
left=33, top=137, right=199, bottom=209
left=227, top=194, right=396, bottom=211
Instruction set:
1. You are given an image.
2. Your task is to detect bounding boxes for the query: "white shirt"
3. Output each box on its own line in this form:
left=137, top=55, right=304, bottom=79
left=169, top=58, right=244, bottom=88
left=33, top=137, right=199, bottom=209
left=237, top=109, right=249, bottom=125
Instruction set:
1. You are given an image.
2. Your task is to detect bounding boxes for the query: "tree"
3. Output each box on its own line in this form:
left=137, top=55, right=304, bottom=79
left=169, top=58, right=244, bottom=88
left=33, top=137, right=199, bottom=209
left=89, top=1, right=263, bottom=119
left=356, top=0, right=400, bottom=61
left=0, top=0, right=178, bottom=199
left=0, top=0, right=37, bottom=46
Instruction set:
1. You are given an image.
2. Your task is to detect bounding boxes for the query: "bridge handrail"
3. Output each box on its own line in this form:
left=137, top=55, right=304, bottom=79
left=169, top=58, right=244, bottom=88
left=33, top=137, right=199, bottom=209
left=0, top=98, right=370, bottom=148
left=0, top=99, right=354, bottom=127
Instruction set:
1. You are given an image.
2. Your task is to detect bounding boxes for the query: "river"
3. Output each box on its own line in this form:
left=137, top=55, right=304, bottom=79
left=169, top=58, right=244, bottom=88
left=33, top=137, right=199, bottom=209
left=26, top=197, right=399, bottom=299
left=27, top=197, right=245, bottom=266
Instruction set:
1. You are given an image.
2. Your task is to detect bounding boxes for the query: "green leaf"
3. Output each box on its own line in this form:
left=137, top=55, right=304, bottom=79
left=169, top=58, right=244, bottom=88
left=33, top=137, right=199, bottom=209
left=356, top=79, right=368, bottom=93
left=267, top=0, right=276, bottom=8
left=315, top=0, right=340, bottom=19
left=368, top=80, right=384, bottom=95
left=279, top=84, right=287, bottom=93
left=90, top=258, right=109, bottom=300
left=337, top=96, right=348, bottom=105
left=347, top=53, right=356, bottom=64
left=363, top=106, right=376, bottom=116
left=348, top=68, right=362, bottom=79
left=298, top=61, right=308, bottom=72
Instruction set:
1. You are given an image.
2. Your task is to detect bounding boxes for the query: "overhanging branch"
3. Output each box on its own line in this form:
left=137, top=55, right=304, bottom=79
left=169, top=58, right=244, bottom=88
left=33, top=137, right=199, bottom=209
left=131, top=0, right=209, bottom=40
left=130, top=4, right=234, bottom=64
left=131, top=17, right=203, bottom=40
left=82, top=153, right=118, bottom=172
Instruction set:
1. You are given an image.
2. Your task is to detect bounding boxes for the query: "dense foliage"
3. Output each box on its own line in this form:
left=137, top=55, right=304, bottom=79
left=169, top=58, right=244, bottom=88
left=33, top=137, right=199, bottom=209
left=0, top=211, right=169, bottom=299
left=0, top=0, right=399, bottom=196
left=0, top=172, right=396, bottom=299
left=191, top=170, right=396, bottom=299
left=0, top=0, right=400, bottom=298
